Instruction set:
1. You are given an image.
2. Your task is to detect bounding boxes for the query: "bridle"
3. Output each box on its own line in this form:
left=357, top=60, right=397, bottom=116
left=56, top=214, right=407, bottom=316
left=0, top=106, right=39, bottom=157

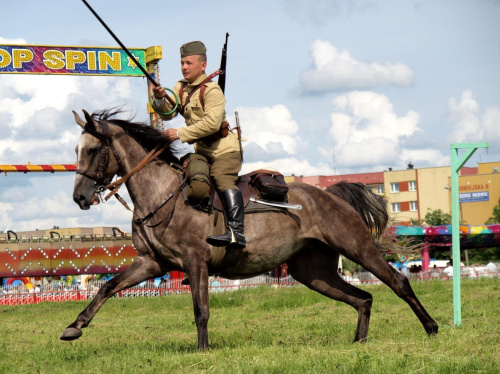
left=76, top=119, right=184, bottom=226
left=76, top=121, right=116, bottom=195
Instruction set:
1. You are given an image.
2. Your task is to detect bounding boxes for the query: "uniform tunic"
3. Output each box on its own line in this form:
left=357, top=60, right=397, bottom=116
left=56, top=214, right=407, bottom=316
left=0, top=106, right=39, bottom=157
left=154, top=73, right=240, bottom=161
left=154, top=73, right=242, bottom=191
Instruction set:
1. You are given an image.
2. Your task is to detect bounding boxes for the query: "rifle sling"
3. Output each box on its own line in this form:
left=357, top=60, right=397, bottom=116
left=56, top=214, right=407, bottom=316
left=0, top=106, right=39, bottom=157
left=178, top=71, right=221, bottom=114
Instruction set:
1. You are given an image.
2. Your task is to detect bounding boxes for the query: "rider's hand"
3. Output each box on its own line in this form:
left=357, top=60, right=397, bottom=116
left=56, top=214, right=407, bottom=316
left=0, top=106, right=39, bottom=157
left=163, top=128, right=179, bottom=141
left=152, top=86, right=167, bottom=99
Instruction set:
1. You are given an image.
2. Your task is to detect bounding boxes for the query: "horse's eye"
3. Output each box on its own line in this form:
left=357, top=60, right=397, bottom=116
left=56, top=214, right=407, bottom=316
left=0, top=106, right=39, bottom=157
left=87, top=147, right=99, bottom=155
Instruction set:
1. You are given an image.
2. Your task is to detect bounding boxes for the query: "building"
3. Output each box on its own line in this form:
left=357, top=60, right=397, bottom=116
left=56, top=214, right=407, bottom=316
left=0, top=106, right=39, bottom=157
left=384, top=167, right=418, bottom=224
left=286, top=161, right=500, bottom=226
left=286, top=172, right=384, bottom=196
left=447, top=161, right=500, bottom=225
left=417, top=166, right=451, bottom=220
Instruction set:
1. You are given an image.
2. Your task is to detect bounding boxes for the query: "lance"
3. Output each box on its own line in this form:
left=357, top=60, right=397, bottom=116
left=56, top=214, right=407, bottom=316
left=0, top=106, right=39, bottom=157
left=81, top=0, right=177, bottom=108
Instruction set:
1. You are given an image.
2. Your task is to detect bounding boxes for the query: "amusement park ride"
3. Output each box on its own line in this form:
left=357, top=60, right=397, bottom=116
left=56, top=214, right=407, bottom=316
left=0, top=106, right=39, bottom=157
left=1, top=3, right=498, bottom=329
left=0, top=9, right=167, bottom=280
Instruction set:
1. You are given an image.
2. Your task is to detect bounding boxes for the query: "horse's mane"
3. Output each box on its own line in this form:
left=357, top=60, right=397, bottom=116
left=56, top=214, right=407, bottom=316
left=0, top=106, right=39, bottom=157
left=91, top=108, right=180, bottom=163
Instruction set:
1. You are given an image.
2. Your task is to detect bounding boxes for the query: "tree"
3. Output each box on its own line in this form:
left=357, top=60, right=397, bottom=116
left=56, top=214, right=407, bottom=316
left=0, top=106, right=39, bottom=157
left=423, top=208, right=452, bottom=226
left=485, top=198, right=500, bottom=224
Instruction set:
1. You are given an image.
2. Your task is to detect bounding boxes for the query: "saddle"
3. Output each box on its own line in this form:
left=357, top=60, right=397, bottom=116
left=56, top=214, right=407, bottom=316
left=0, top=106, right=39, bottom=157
left=211, top=169, right=288, bottom=211
left=179, top=167, right=289, bottom=213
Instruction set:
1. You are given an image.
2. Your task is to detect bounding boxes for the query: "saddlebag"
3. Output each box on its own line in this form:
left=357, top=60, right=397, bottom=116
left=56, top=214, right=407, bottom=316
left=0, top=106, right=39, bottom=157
left=250, top=170, right=289, bottom=202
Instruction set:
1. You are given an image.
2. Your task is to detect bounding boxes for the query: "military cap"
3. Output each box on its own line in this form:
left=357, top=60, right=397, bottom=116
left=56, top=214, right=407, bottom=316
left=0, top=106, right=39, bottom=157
left=180, top=41, right=207, bottom=57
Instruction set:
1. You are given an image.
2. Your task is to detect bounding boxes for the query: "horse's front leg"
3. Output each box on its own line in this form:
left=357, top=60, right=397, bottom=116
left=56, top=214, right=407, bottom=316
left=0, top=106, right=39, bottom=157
left=186, top=262, right=210, bottom=351
left=60, top=255, right=165, bottom=341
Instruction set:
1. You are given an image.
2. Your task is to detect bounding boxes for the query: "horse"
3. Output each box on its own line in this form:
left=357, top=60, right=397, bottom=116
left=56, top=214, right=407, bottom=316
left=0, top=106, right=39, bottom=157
left=61, top=109, right=438, bottom=350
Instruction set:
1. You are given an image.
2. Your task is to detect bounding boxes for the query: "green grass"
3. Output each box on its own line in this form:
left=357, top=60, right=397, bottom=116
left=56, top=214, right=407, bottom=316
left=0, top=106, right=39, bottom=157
left=1, top=279, right=498, bottom=373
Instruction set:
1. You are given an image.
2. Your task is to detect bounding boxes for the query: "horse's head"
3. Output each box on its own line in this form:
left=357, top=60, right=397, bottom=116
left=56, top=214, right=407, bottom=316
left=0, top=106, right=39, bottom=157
left=73, top=110, right=120, bottom=210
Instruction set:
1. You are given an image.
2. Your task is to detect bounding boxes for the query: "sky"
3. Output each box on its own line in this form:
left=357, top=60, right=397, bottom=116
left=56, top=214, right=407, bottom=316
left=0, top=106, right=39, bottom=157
left=0, top=0, right=499, bottom=233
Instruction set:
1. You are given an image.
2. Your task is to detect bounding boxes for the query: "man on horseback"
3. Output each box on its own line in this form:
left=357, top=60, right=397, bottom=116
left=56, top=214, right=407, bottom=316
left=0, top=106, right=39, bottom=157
left=152, top=41, right=247, bottom=250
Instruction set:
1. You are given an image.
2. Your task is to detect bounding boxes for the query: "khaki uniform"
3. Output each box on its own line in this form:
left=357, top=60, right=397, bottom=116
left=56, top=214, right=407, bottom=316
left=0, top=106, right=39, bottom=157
left=154, top=73, right=241, bottom=191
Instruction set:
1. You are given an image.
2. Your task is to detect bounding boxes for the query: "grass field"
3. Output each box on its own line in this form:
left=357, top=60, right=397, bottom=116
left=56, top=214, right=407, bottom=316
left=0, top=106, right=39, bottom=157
left=1, top=278, right=498, bottom=374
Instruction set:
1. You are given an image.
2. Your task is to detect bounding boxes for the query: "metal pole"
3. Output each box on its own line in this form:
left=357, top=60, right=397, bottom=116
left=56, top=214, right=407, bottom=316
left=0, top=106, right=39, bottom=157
left=450, top=142, right=489, bottom=326
left=81, top=0, right=178, bottom=110
left=81, top=0, right=157, bottom=87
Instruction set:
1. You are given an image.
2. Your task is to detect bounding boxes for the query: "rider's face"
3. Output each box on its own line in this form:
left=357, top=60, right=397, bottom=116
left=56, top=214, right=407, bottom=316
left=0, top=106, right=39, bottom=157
left=181, top=55, right=206, bottom=83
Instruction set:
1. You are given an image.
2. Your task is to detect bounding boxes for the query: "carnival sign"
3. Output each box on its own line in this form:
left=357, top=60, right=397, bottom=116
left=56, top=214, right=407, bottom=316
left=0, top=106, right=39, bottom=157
left=0, top=44, right=146, bottom=77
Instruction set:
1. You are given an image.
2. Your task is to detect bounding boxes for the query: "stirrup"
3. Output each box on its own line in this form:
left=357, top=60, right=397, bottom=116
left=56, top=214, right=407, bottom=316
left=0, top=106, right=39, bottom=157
left=228, top=228, right=247, bottom=250
left=206, top=228, right=246, bottom=249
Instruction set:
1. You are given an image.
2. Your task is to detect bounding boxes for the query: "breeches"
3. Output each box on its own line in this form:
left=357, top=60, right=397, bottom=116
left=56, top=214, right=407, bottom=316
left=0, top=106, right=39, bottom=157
left=209, top=152, right=242, bottom=192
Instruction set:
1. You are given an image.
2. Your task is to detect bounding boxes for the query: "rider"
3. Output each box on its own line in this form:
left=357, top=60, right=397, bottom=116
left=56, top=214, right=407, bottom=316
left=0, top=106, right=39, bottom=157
left=152, top=41, right=247, bottom=250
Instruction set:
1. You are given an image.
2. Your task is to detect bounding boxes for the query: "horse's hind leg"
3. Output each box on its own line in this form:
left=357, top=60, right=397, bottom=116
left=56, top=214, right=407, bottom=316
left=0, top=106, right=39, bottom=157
left=288, top=247, right=373, bottom=342
left=337, top=233, right=438, bottom=336
left=60, top=255, right=165, bottom=341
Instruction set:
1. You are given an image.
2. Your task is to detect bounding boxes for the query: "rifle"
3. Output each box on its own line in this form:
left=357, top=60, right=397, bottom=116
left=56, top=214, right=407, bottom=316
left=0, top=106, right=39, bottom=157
left=218, top=33, right=229, bottom=94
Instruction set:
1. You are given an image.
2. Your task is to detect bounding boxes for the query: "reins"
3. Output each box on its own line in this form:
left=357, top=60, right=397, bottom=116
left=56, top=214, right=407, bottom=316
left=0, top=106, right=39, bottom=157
left=104, top=142, right=168, bottom=202
left=77, top=119, right=185, bottom=226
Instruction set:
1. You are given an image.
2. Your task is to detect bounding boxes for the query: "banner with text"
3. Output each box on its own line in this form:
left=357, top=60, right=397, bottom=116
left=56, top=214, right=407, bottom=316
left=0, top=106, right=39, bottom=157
left=459, top=191, right=489, bottom=203
left=0, top=45, right=146, bottom=77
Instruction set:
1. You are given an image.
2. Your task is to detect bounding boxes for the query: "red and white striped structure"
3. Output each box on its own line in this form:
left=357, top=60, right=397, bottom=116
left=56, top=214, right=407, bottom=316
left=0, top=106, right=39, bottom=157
left=0, top=164, right=76, bottom=173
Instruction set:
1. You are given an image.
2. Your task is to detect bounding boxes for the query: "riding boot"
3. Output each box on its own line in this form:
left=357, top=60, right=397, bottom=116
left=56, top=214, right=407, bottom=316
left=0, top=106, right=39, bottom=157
left=206, top=189, right=247, bottom=249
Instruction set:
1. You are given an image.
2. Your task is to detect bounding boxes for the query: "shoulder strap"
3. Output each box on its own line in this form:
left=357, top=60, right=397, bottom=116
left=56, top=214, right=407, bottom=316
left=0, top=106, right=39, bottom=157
left=178, top=82, right=187, bottom=114
left=199, top=85, right=208, bottom=111
left=178, top=70, right=222, bottom=115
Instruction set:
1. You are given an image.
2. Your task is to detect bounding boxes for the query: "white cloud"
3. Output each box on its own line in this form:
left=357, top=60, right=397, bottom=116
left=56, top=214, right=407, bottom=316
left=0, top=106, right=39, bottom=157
left=328, top=91, right=445, bottom=170
left=0, top=202, right=14, bottom=229
left=300, top=40, right=414, bottom=93
left=0, top=65, right=141, bottom=233
left=482, top=107, right=500, bottom=142
left=447, top=90, right=500, bottom=145
left=0, top=174, right=133, bottom=232
left=232, top=105, right=300, bottom=157
left=0, top=37, right=26, bottom=44
left=0, top=72, right=143, bottom=164
left=400, top=149, right=449, bottom=168
left=242, top=157, right=334, bottom=177
left=447, top=90, right=482, bottom=143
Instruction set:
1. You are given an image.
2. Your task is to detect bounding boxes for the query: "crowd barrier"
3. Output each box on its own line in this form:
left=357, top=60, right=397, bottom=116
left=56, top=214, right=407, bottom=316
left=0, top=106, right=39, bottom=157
left=1, top=271, right=498, bottom=306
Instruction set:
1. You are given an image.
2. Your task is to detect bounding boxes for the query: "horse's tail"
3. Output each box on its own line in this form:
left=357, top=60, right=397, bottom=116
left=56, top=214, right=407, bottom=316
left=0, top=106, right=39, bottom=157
left=326, top=181, right=388, bottom=239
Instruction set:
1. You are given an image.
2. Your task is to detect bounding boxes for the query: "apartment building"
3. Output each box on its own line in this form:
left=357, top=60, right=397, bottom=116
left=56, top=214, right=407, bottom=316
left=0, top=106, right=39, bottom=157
left=447, top=161, right=500, bottom=225
left=384, top=167, right=418, bottom=224
left=286, top=172, right=384, bottom=196
left=286, top=161, right=500, bottom=225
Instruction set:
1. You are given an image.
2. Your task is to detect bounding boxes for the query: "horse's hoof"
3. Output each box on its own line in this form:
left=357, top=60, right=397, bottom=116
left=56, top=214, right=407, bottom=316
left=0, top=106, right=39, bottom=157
left=427, top=329, right=439, bottom=337
left=60, top=327, right=83, bottom=341
left=426, top=323, right=439, bottom=337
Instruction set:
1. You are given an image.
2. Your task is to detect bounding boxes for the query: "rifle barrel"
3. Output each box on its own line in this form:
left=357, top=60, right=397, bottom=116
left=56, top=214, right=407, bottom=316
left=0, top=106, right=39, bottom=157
left=218, top=32, right=229, bottom=93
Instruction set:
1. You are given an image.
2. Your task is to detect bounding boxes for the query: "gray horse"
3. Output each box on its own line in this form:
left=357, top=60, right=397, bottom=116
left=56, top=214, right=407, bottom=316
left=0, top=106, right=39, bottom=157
left=61, top=109, right=438, bottom=350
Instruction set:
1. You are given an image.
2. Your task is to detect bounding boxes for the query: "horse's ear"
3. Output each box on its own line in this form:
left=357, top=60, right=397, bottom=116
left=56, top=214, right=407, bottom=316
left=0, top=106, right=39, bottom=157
left=82, top=109, right=98, bottom=132
left=73, top=111, right=86, bottom=129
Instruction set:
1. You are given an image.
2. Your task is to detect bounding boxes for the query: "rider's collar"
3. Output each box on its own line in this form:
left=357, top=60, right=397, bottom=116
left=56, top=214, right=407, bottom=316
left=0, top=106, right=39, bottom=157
left=182, top=73, right=208, bottom=87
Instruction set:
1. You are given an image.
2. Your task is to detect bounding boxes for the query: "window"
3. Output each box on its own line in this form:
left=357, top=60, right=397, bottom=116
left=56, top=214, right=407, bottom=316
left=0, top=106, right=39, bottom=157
left=409, top=181, right=417, bottom=191
left=392, top=203, right=401, bottom=212
left=410, top=201, right=417, bottom=211
left=376, top=184, right=384, bottom=194
left=390, top=182, right=400, bottom=193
